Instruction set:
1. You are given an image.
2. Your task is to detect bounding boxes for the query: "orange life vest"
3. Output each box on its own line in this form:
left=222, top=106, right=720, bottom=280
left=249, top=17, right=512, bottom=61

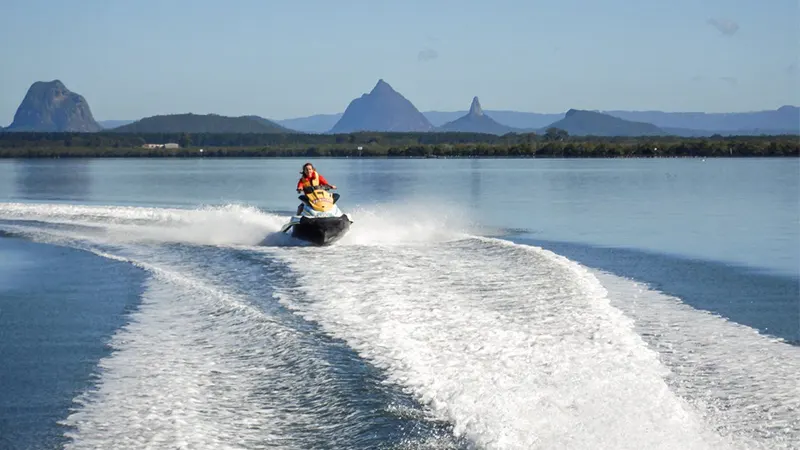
left=298, top=171, right=320, bottom=189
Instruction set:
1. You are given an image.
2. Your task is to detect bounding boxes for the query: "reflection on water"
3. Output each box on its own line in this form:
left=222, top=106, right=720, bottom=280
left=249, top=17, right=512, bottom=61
left=470, top=159, right=482, bottom=206
left=343, top=159, right=415, bottom=203
left=14, top=160, right=92, bottom=201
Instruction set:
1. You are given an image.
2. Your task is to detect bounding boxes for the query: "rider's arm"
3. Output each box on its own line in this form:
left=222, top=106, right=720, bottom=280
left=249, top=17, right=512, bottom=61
left=318, top=174, right=335, bottom=189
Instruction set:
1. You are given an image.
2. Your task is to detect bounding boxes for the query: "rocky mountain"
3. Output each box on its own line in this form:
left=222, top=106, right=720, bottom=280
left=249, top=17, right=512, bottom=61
left=329, top=79, right=434, bottom=133
left=544, top=109, right=666, bottom=136
left=437, top=97, right=519, bottom=135
left=6, top=80, right=102, bottom=132
left=110, top=113, right=290, bottom=133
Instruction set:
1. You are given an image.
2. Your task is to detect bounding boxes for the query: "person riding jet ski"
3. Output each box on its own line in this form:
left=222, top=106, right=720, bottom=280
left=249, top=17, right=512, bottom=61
left=280, top=162, right=352, bottom=246
left=296, top=162, right=336, bottom=215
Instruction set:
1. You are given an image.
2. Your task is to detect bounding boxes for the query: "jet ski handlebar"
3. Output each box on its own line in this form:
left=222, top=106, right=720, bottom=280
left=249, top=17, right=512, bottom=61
left=301, top=185, right=335, bottom=194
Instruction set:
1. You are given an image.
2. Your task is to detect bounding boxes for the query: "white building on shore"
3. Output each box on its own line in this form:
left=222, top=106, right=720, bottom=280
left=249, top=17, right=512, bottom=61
left=142, top=143, right=180, bottom=149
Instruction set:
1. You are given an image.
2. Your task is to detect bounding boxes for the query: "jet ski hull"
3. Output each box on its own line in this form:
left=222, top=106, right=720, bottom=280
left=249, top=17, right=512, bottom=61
left=290, top=215, right=352, bottom=246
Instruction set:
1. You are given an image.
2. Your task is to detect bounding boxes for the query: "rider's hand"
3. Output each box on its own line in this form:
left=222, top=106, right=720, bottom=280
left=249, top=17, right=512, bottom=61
left=330, top=185, right=337, bottom=189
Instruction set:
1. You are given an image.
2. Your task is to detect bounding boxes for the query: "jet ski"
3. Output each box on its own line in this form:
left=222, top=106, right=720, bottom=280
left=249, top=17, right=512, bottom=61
left=279, top=185, right=352, bottom=246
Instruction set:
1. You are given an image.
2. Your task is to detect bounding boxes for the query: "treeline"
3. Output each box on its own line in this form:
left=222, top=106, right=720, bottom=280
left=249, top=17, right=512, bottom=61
left=0, top=131, right=797, bottom=158
left=1, top=130, right=544, bottom=148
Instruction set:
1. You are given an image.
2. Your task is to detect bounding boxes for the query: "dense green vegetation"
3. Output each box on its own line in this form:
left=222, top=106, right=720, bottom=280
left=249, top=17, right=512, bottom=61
left=0, top=130, right=797, bottom=158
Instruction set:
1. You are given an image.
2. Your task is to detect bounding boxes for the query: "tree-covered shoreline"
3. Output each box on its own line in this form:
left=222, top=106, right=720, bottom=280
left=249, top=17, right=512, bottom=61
left=1, top=131, right=797, bottom=158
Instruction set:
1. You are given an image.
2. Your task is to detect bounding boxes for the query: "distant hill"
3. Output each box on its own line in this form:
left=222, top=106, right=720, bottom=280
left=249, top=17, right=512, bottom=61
left=544, top=109, right=666, bottom=136
left=242, top=115, right=295, bottom=132
left=110, top=113, right=290, bottom=133
left=99, top=119, right=135, bottom=129
left=329, top=79, right=434, bottom=133
left=436, top=107, right=799, bottom=135
left=424, top=110, right=563, bottom=130
left=721, top=127, right=800, bottom=136
left=606, top=106, right=800, bottom=134
left=277, top=113, right=343, bottom=134
left=661, top=126, right=800, bottom=137
left=438, top=97, right=519, bottom=135
left=6, top=80, right=102, bottom=132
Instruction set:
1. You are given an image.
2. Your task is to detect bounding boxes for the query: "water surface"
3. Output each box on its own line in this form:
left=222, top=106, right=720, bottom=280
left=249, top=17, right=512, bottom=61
left=0, top=157, right=797, bottom=449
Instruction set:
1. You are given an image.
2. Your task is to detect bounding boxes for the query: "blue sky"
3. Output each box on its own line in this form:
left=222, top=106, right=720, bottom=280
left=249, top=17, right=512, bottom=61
left=1, top=0, right=797, bottom=124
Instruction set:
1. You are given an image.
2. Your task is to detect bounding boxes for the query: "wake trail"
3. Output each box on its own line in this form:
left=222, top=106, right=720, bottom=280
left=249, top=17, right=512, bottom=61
left=0, top=202, right=468, bottom=448
left=265, top=237, right=741, bottom=450
left=595, top=271, right=800, bottom=449
left=2, top=201, right=794, bottom=449
left=0, top=200, right=480, bottom=248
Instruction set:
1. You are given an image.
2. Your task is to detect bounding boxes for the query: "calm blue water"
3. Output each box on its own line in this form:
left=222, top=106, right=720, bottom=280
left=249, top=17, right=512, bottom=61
left=0, top=157, right=797, bottom=449
left=0, top=238, right=145, bottom=450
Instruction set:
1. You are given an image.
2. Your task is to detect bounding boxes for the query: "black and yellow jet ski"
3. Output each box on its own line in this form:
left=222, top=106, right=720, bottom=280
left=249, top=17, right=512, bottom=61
left=279, top=185, right=352, bottom=246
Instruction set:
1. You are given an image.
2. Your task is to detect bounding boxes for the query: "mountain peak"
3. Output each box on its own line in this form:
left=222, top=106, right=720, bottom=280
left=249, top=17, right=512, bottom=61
left=371, top=79, right=394, bottom=95
left=330, top=79, right=433, bottom=133
left=33, top=79, right=66, bottom=89
left=469, top=96, right=484, bottom=116
left=7, top=80, right=101, bottom=132
left=28, top=80, right=69, bottom=98
left=437, top=96, right=516, bottom=135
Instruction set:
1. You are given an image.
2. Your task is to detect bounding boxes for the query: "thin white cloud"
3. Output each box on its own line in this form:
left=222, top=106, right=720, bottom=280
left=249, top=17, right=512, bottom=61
left=707, top=18, right=739, bottom=36
left=418, top=48, right=439, bottom=62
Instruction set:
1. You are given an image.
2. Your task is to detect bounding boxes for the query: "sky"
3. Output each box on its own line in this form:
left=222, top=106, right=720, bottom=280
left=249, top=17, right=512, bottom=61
left=1, top=0, right=798, bottom=125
